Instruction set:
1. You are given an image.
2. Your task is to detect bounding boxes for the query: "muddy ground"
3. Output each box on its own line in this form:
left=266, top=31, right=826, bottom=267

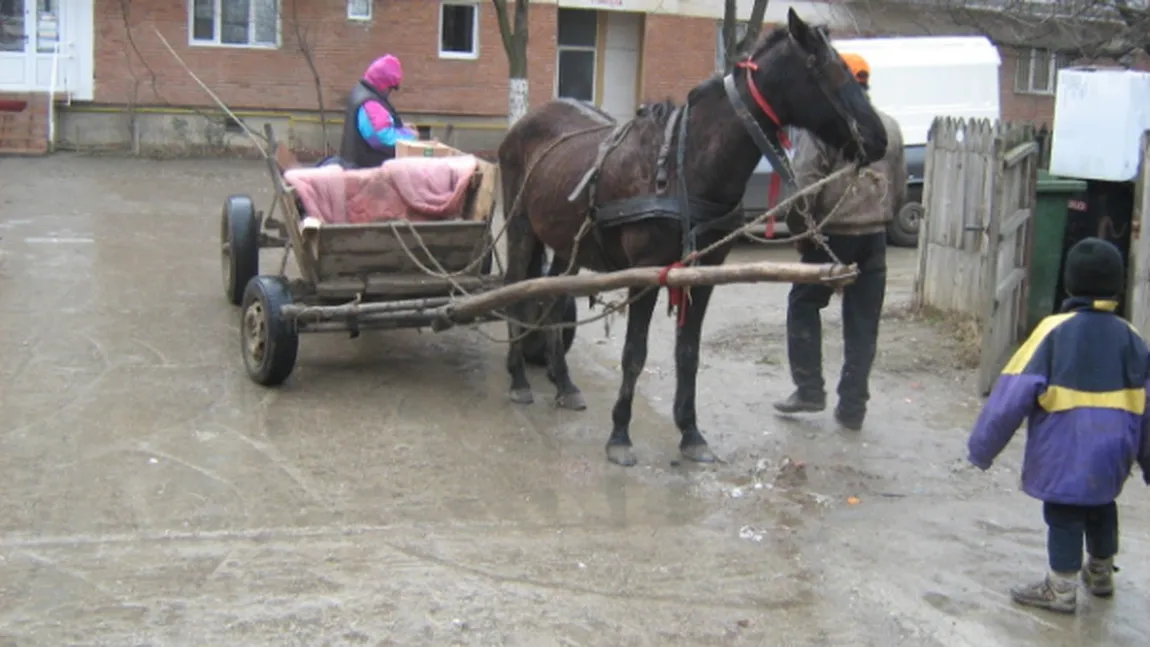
left=1, top=154, right=1147, bottom=646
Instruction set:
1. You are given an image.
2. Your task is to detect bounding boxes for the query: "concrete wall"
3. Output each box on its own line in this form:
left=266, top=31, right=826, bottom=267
left=56, top=109, right=507, bottom=160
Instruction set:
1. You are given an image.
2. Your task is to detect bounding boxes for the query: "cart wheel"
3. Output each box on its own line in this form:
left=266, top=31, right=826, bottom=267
left=523, top=295, right=578, bottom=367
left=240, top=276, right=299, bottom=386
left=222, top=195, right=260, bottom=306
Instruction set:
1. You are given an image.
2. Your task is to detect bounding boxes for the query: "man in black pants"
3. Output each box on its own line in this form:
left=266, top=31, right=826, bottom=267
left=773, top=54, right=906, bottom=430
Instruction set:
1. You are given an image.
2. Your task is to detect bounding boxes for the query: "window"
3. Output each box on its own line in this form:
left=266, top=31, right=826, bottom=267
left=1014, top=48, right=1070, bottom=95
left=36, top=0, right=60, bottom=53
left=556, top=8, right=597, bottom=102
left=715, top=20, right=749, bottom=73
left=439, top=1, right=478, bottom=59
left=1, top=0, right=26, bottom=53
left=347, top=0, right=370, bottom=22
left=190, top=0, right=279, bottom=48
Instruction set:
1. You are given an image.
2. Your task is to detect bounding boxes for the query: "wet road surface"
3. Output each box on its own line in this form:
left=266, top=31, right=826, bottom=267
left=1, top=154, right=1148, bottom=646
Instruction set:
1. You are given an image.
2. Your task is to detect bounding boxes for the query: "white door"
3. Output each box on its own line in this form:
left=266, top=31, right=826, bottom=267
left=600, top=12, right=641, bottom=122
left=30, top=0, right=65, bottom=90
left=0, top=0, right=32, bottom=88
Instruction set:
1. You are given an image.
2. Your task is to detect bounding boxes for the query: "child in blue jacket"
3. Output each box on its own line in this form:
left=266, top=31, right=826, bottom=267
left=967, top=236, right=1150, bottom=614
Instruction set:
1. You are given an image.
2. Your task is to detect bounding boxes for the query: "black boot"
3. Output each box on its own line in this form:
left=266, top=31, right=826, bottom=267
left=834, top=404, right=864, bottom=431
left=774, top=391, right=827, bottom=414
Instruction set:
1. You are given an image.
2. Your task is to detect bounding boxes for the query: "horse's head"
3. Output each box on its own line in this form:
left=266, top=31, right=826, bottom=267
left=740, top=9, right=888, bottom=165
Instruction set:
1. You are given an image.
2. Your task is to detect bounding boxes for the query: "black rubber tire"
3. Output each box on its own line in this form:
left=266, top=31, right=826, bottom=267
left=240, top=276, right=300, bottom=387
left=222, top=195, right=260, bottom=306
left=887, top=201, right=924, bottom=248
left=523, top=295, right=578, bottom=367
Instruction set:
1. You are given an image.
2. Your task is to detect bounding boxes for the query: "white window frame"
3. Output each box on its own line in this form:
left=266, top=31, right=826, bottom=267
left=715, top=20, right=749, bottom=73
left=438, top=1, right=479, bottom=60
left=554, top=9, right=597, bottom=103
left=1014, top=47, right=1064, bottom=96
left=188, top=0, right=281, bottom=50
left=555, top=45, right=597, bottom=103
left=347, top=0, right=371, bottom=22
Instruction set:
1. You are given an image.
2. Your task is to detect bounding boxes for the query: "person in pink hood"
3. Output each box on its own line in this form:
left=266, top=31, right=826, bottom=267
left=338, top=54, right=418, bottom=168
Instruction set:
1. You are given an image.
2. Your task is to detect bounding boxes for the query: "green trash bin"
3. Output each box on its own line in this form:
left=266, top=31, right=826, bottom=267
left=1026, top=170, right=1087, bottom=333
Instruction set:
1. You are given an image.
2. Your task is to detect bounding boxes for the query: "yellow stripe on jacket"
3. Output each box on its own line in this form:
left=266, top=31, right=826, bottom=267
left=999, top=300, right=1144, bottom=415
left=1001, top=313, right=1075, bottom=376
left=1037, top=385, right=1147, bottom=415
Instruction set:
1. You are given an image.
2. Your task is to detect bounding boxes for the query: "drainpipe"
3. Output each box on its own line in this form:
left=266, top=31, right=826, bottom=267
left=48, top=42, right=59, bottom=152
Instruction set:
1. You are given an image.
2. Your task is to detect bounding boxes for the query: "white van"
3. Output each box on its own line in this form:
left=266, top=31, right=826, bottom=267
left=742, top=35, right=1002, bottom=247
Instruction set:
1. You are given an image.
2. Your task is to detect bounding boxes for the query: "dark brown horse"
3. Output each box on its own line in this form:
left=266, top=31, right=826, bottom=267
left=496, top=9, right=888, bottom=466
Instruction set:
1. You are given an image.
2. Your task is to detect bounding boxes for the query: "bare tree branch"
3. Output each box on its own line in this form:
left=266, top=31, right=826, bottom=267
left=842, top=0, right=1149, bottom=59
left=288, top=0, right=329, bottom=155
left=721, top=0, right=771, bottom=73
left=492, top=0, right=529, bottom=77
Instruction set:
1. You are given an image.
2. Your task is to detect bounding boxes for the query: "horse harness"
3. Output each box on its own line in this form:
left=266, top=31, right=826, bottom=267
left=563, top=58, right=800, bottom=324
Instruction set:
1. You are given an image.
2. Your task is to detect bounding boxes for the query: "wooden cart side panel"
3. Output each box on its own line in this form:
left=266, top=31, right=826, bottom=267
left=275, top=142, right=303, bottom=172
left=278, top=186, right=320, bottom=283
left=315, top=221, right=491, bottom=278
left=467, top=160, right=500, bottom=222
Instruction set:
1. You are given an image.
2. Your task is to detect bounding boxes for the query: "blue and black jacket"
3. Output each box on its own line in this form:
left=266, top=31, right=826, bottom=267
left=968, top=297, right=1150, bottom=505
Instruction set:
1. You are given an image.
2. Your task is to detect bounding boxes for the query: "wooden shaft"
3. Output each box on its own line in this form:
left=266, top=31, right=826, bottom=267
left=283, top=296, right=453, bottom=321
left=439, top=260, right=857, bottom=325
left=283, top=261, right=856, bottom=333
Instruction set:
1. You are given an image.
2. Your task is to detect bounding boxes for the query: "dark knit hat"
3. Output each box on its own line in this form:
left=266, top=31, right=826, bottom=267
left=1064, top=237, right=1125, bottom=298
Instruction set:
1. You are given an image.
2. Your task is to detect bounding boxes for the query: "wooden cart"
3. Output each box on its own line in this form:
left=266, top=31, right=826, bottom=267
left=219, top=127, right=575, bottom=386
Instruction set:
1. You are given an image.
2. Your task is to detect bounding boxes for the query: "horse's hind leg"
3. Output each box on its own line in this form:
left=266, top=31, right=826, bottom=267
left=672, top=285, right=718, bottom=463
left=606, top=287, right=659, bottom=466
left=501, top=166, right=539, bottom=405
left=543, top=255, right=585, bottom=411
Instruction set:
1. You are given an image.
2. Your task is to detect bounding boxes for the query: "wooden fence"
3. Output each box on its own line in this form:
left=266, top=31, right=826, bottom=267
left=912, top=117, right=1039, bottom=394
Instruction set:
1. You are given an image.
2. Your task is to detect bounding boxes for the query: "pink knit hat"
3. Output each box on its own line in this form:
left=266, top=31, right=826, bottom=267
left=365, top=54, right=404, bottom=91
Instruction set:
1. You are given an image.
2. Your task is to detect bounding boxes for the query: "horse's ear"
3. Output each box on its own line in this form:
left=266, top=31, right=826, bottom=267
left=787, top=8, right=814, bottom=52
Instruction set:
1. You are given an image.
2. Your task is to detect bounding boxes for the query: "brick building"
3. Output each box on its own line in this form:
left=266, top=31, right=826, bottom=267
left=0, top=0, right=1144, bottom=155
left=0, top=0, right=788, bottom=155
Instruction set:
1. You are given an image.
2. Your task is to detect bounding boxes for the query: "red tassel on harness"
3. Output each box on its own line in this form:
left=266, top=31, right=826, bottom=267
left=658, top=261, right=689, bottom=328
left=736, top=58, right=790, bottom=241
left=735, top=60, right=790, bottom=148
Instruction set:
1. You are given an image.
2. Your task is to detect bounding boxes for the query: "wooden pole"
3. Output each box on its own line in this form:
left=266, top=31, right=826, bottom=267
left=435, top=260, right=857, bottom=328
left=283, top=296, right=453, bottom=321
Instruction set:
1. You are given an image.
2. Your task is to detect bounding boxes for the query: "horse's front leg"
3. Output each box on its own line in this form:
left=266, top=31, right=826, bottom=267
left=672, top=284, right=717, bottom=463
left=606, top=287, right=659, bottom=466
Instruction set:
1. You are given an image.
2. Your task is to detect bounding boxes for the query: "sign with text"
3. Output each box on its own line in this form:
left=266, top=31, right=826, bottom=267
left=556, top=0, right=680, bottom=12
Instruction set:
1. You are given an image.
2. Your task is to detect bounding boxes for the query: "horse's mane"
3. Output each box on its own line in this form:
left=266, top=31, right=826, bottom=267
left=629, top=25, right=796, bottom=130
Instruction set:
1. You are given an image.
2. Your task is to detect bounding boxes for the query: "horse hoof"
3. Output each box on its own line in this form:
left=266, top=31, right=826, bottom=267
left=556, top=391, right=587, bottom=411
left=681, top=443, right=716, bottom=463
left=510, top=388, right=534, bottom=405
left=606, top=444, right=637, bottom=467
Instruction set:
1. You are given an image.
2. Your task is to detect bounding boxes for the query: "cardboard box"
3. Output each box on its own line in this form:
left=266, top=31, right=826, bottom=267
left=397, top=140, right=461, bottom=158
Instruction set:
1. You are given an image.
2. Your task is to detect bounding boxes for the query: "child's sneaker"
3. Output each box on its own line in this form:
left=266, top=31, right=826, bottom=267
left=1010, top=572, right=1077, bottom=614
left=1081, top=556, right=1115, bottom=598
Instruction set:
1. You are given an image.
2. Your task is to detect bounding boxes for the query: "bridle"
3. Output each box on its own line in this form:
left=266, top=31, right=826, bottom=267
left=721, top=29, right=864, bottom=192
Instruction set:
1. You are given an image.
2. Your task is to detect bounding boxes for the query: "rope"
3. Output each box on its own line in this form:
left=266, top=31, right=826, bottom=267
left=684, top=165, right=878, bottom=266
left=386, top=129, right=881, bottom=339
left=378, top=124, right=618, bottom=340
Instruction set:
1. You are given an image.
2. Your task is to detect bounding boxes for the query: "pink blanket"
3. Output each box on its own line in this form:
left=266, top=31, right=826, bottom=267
left=284, top=155, right=479, bottom=224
